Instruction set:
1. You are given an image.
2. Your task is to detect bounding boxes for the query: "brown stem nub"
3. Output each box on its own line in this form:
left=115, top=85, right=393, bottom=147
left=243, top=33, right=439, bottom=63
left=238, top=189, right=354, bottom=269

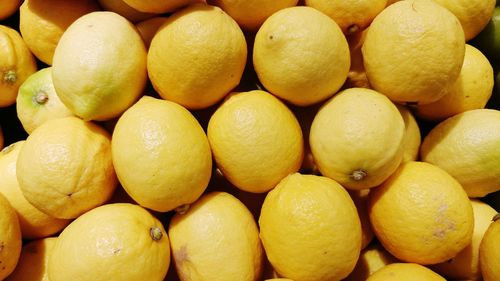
left=3, top=70, right=16, bottom=84
left=150, top=227, right=163, bottom=241
left=350, top=169, right=367, bottom=181
left=347, top=24, right=359, bottom=35
left=35, top=91, right=49, bottom=105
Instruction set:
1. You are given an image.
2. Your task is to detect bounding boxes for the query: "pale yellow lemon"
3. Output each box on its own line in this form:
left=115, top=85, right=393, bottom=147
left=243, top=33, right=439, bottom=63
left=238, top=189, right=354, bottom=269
left=253, top=6, right=350, bottom=106
left=310, top=87, right=405, bottom=189
left=344, top=243, right=399, bottom=281
left=169, top=192, right=263, bottom=281
left=148, top=4, right=247, bottom=109
left=420, top=109, right=500, bottom=198
left=349, top=189, right=374, bottom=249
left=135, top=17, right=168, bottom=48
left=480, top=214, right=500, bottom=281
left=16, top=117, right=117, bottom=219
left=416, top=44, right=494, bottom=121
left=397, top=105, right=421, bottom=162
left=0, top=192, right=21, bottom=280
left=19, top=0, right=100, bottom=65
left=48, top=203, right=170, bottom=281
left=122, top=0, right=200, bottom=13
left=207, top=90, right=303, bottom=193
left=369, top=161, right=474, bottom=265
left=6, top=237, right=57, bottom=281
left=367, top=263, right=446, bottom=281
left=112, top=96, right=212, bottom=212
left=0, top=141, right=69, bottom=239
left=0, top=25, right=37, bottom=108
left=97, top=0, right=155, bottom=22
left=0, top=0, right=21, bottom=20
left=52, top=11, right=147, bottom=121
left=362, top=0, right=465, bottom=105
left=259, top=173, right=361, bottom=281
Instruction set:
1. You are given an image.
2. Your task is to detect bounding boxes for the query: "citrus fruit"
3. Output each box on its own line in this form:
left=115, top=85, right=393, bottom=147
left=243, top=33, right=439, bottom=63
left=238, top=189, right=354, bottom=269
left=16, top=116, right=117, bottom=219
left=433, top=0, right=495, bottom=41
left=0, top=192, right=21, bottom=280
left=148, top=4, right=247, bottom=109
left=369, top=161, right=474, bottom=264
left=470, top=6, right=500, bottom=62
left=0, top=25, right=37, bottom=108
left=208, top=0, right=298, bottom=31
left=349, top=189, right=374, bottom=249
left=97, top=0, right=155, bottom=22
left=345, top=27, right=371, bottom=89
left=344, top=243, right=399, bottom=281
left=135, top=17, right=167, bottom=48
left=48, top=203, right=170, bottom=281
left=122, top=0, right=200, bottom=13
left=304, top=0, right=387, bottom=34
left=19, top=0, right=100, bottom=65
left=5, top=237, right=57, bottom=281
left=420, top=109, right=500, bottom=198
left=112, top=96, right=212, bottom=212
left=253, top=6, right=350, bottom=106
left=16, top=67, right=74, bottom=134
left=0, top=0, right=21, bottom=20
left=169, top=192, right=263, bottom=281
left=259, top=173, right=362, bottom=281
left=52, top=11, right=147, bottom=121
left=207, top=90, right=303, bottom=193
left=309, top=87, right=405, bottom=189
left=0, top=141, right=70, bottom=239
left=480, top=213, right=500, bottom=281
left=362, top=0, right=465, bottom=105
left=397, top=105, right=421, bottom=162
left=415, top=44, right=494, bottom=121
left=367, top=263, right=446, bottom=281
left=431, top=199, right=498, bottom=280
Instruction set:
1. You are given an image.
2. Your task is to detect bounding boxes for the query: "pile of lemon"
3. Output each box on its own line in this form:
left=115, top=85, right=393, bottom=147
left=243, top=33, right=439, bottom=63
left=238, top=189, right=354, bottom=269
left=0, top=0, right=499, bottom=280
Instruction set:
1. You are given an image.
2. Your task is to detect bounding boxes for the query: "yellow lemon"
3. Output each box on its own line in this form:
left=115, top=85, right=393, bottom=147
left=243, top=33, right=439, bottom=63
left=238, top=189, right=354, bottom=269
left=148, top=4, right=247, bottom=109
left=0, top=25, right=37, bottom=108
left=309, top=87, right=405, bottom=189
left=386, top=0, right=400, bottom=5
left=362, top=0, right=465, bottom=105
left=480, top=214, right=500, bottom=281
left=431, top=199, right=498, bottom=280
left=344, top=243, right=399, bottom=281
left=112, top=96, right=212, bottom=212
left=207, top=90, right=303, bottom=193
left=52, top=11, right=147, bottom=121
left=169, top=192, right=263, bottom=281
left=0, top=0, right=21, bottom=20
left=415, top=45, right=494, bottom=121
left=367, top=263, right=446, bottom=281
left=397, top=105, right=421, bottom=162
left=135, top=17, right=167, bottom=48
left=433, top=0, right=495, bottom=41
left=345, top=28, right=371, bottom=89
left=369, top=161, right=474, bottom=265
left=5, top=237, right=57, bottom=281
left=420, top=109, right=500, bottom=198
left=253, top=6, right=350, bottom=106
left=16, top=117, right=117, bottom=219
left=19, top=0, right=100, bottom=65
left=259, top=173, right=362, bottom=281
left=122, top=0, right=200, bottom=13
left=208, top=0, right=298, bottom=31
left=48, top=203, right=170, bottom=281
left=0, top=141, right=69, bottom=239
left=349, top=189, right=374, bottom=249
left=304, top=0, right=387, bottom=34
left=16, top=67, right=74, bottom=134
left=97, top=0, right=155, bottom=22
left=0, top=192, right=21, bottom=280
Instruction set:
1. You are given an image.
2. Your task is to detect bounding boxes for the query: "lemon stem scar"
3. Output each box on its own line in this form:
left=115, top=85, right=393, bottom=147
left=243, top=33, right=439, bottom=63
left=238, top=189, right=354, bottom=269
left=150, top=227, right=163, bottom=241
left=351, top=169, right=367, bottom=181
left=3, top=70, right=16, bottom=84
left=34, top=91, right=49, bottom=105
left=175, top=204, right=190, bottom=215
left=493, top=213, right=500, bottom=222
left=347, top=24, right=359, bottom=35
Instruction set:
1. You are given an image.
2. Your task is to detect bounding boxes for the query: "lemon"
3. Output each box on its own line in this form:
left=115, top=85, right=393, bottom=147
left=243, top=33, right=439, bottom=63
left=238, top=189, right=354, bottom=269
left=470, top=6, right=500, bottom=62
left=0, top=25, right=37, bottom=108
left=309, top=87, right=405, bottom=189
left=16, top=117, right=117, bottom=219
left=19, top=0, right=100, bottom=65
left=148, top=4, right=247, bottom=109
left=415, top=44, right=494, bottom=121
left=304, top=0, right=387, bottom=34
left=433, top=0, right=495, bottom=41
left=0, top=0, right=21, bottom=20
left=253, top=6, right=350, bottom=106
left=397, top=105, right=421, bottom=162
left=97, top=0, right=155, bottom=22
left=169, top=192, right=263, bottom=281
left=259, top=173, right=361, bottom=281
left=349, top=189, right=374, bottom=249
left=344, top=243, right=399, bottom=281
left=0, top=192, right=21, bottom=280
left=480, top=214, right=500, bottom=281
left=0, top=141, right=70, bottom=239
left=431, top=200, right=498, bottom=280
left=6, top=237, right=57, bottom=281
left=265, top=279, right=293, bottom=281
left=420, top=109, right=500, bottom=198
left=52, top=11, right=147, bottom=121
left=369, top=161, right=474, bottom=265
left=209, top=0, right=298, bottom=30
left=16, top=67, right=74, bottom=134
left=135, top=17, right=167, bottom=48
left=362, top=0, right=465, bottom=105
left=345, top=28, right=371, bottom=89
left=48, top=203, right=170, bottom=281
left=207, top=90, right=303, bottom=193
left=112, top=96, right=212, bottom=212
left=367, top=263, right=446, bottom=281
left=122, top=0, right=198, bottom=13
